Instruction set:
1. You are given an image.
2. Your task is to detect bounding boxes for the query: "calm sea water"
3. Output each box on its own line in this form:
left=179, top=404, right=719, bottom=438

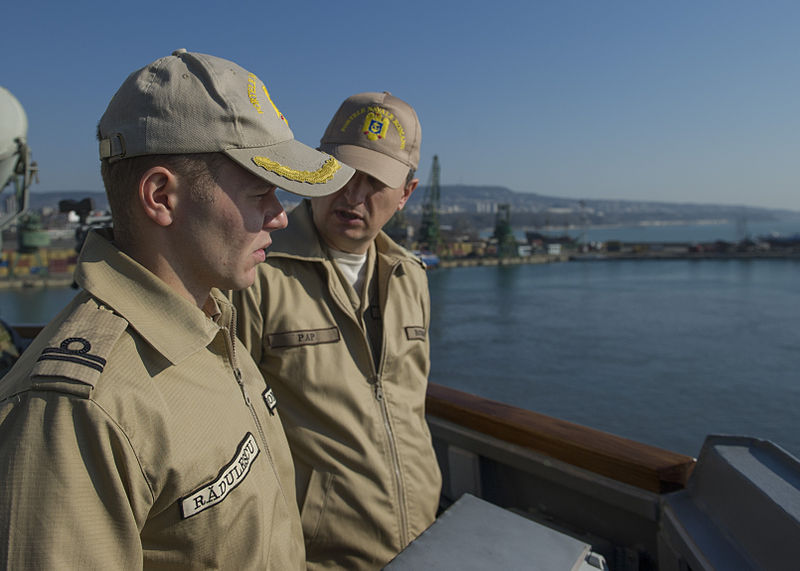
left=1, top=220, right=798, bottom=458
left=428, top=258, right=800, bottom=458
left=0, top=286, right=78, bottom=325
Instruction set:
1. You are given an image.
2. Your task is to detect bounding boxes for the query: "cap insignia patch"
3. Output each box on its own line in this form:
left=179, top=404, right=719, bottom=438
left=247, top=73, right=288, bottom=126
left=363, top=111, right=389, bottom=142
left=340, top=105, right=407, bottom=149
left=252, top=155, right=342, bottom=184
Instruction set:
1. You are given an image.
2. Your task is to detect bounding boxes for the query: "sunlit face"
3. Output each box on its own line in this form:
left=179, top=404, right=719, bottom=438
left=174, top=158, right=287, bottom=293
left=310, top=171, right=415, bottom=254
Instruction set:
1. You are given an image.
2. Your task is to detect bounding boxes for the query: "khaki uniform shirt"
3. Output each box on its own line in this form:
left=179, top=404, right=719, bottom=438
left=0, top=230, right=304, bottom=570
left=231, top=201, right=442, bottom=570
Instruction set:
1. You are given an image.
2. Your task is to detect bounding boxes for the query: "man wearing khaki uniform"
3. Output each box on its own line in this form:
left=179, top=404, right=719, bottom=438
left=0, top=50, right=352, bottom=569
left=232, top=91, right=442, bottom=569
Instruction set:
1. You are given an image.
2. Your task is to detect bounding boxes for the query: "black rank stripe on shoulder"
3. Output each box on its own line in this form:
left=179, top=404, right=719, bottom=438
left=37, top=337, right=107, bottom=373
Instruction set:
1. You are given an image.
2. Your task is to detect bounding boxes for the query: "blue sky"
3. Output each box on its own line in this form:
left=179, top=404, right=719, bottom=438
left=3, top=0, right=800, bottom=211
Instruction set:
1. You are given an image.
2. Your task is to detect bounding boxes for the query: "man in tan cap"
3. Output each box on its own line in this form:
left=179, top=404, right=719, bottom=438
left=0, top=50, right=352, bottom=569
left=231, top=91, right=442, bottom=569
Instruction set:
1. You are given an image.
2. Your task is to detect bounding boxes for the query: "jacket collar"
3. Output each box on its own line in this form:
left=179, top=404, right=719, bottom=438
left=268, top=200, right=423, bottom=268
left=74, top=230, right=228, bottom=365
left=267, top=200, right=327, bottom=261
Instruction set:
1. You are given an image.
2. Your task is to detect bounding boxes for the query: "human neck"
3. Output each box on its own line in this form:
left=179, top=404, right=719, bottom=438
left=119, top=233, right=211, bottom=309
left=323, top=238, right=370, bottom=255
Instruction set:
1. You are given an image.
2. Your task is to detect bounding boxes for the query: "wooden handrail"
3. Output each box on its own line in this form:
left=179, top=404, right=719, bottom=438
left=426, top=382, right=695, bottom=494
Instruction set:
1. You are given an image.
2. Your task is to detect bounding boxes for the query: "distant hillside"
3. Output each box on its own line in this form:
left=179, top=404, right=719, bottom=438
left=403, top=184, right=798, bottom=229
left=30, top=186, right=798, bottom=230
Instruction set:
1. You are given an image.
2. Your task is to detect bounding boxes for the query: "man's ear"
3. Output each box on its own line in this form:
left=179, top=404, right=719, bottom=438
left=397, top=178, right=418, bottom=211
left=139, top=166, right=177, bottom=227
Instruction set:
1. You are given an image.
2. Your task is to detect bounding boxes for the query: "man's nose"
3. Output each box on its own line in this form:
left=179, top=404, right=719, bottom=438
left=263, top=193, right=288, bottom=230
left=341, top=173, right=371, bottom=205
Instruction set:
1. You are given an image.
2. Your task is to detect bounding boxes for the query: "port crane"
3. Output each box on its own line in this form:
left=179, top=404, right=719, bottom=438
left=493, top=203, right=517, bottom=258
left=418, top=154, right=441, bottom=253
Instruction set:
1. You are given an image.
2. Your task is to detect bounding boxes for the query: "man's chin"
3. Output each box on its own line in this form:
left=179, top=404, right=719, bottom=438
left=226, top=270, right=257, bottom=292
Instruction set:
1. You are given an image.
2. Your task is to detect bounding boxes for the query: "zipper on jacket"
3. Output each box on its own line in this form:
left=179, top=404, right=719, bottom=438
left=233, top=368, right=251, bottom=406
left=224, top=315, right=271, bottom=463
left=224, top=309, right=296, bottom=511
left=375, top=259, right=412, bottom=546
left=373, top=377, right=409, bottom=545
left=334, top=255, right=412, bottom=546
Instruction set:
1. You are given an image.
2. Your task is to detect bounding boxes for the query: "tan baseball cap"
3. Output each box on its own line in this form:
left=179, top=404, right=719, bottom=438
left=98, top=49, right=353, bottom=197
left=319, top=91, right=421, bottom=188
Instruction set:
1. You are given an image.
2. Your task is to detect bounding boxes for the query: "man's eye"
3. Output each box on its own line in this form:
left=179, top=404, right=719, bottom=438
left=255, top=186, right=277, bottom=197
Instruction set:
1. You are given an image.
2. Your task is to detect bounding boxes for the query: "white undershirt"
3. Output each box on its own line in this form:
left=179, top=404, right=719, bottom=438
left=329, top=248, right=368, bottom=296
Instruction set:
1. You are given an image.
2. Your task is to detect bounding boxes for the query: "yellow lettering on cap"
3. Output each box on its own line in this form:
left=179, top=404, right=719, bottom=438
left=392, top=118, right=406, bottom=149
left=247, top=75, right=263, bottom=114
left=252, top=156, right=341, bottom=184
left=345, top=105, right=407, bottom=148
left=339, top=105, right=408, bottom=148
left=341, top=107, right=367, bottom=132
left=247, top=73, right=288, bottom=126
left=261, top=83, right=288, bottom=126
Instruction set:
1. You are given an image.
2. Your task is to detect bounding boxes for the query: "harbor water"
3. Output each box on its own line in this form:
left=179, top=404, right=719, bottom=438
left=428, top=258, right=800, bottom=459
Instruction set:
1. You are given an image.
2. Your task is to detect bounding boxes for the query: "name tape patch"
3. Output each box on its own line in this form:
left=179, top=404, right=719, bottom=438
left=180, top=433, right=260, bottom=519
left=263, top=386, right=277, bottom=415
left=268, top=326, right=340, bottom=349
left=405, top=326, right=426, bottom=341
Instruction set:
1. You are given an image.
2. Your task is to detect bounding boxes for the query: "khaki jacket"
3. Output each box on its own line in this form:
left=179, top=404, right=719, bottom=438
left=0, top=231, right=304, bottom=570
left=232, top=201, right=442, bottom=570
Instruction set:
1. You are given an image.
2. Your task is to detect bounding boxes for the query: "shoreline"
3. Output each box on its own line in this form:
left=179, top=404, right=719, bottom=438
left=0, top=275, right=74, bottom=290
left=570, top=250, right=800, bottom=261
left=435, top=249, right=800, bottom=269
left=2, top=249, right=798, bottom=287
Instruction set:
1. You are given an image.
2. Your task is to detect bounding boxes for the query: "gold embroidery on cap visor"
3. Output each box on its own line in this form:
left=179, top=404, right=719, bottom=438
left=252, top=156, right=342, bottom=184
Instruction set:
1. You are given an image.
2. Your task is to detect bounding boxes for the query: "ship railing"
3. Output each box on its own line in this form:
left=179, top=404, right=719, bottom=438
left=426, top=382, right=694, bottom=494
left=425, top=382, right=697, bottom=569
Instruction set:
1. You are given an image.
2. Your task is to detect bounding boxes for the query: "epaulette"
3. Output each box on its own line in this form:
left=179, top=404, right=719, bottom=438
left=30, top=300, right=128, bottom=398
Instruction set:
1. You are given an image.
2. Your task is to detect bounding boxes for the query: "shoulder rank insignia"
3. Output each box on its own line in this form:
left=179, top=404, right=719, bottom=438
left=39, top=338, right=106, bottom=372
left=31, top=300, right=128, bottom=391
